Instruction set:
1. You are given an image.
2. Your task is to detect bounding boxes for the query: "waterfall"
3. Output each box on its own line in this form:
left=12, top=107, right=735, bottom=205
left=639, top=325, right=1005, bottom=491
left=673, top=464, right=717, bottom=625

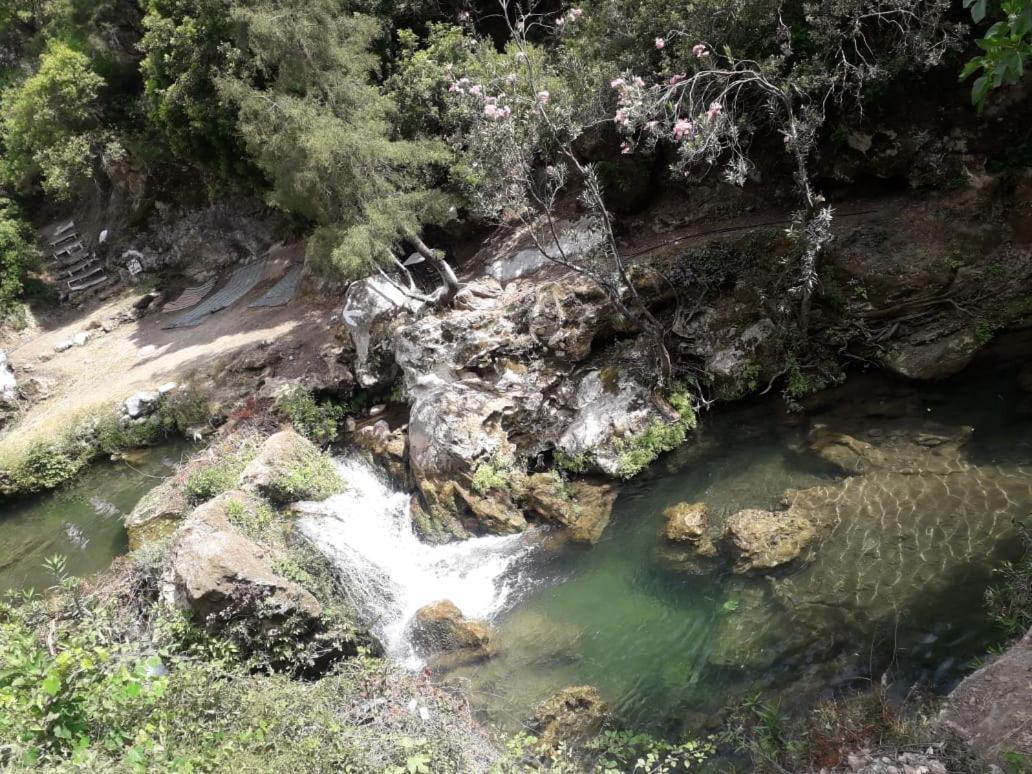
left=298, top=458, right=538, bottom=666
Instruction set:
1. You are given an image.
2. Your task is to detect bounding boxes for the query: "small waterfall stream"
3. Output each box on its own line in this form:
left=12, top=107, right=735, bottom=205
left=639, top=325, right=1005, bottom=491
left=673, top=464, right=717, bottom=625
left=298, top=458, right=538, bottom=666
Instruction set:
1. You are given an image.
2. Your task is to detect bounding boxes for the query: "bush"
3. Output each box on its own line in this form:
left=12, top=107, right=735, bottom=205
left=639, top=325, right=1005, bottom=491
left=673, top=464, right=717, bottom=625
left=263, top=449, right=344, bottom=506
left=274, top=388, right=347, bottom=446
left=185, top=458, right=245, bottom=503
left=615, top=386, right=697, bottom=478
left=0, top=197, right=39, bottom=322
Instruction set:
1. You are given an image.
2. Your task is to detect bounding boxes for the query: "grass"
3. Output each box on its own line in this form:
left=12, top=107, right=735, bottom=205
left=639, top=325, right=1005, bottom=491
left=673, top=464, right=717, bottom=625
left=615, top=386, right=698, bottom=479
left=0, top=387, right=212, bottom=497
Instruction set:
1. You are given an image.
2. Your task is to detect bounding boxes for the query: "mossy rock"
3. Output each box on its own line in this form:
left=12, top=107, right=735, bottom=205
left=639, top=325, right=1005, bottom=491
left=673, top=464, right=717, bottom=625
left=239, top=429, right=345, bottom=506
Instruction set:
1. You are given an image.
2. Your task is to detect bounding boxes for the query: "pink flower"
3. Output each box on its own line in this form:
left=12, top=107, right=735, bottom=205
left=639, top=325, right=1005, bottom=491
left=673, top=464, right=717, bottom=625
left=537, top=90, right=550, bottom=103
left=646, top=120, right=658, bottom=130
left=556, top=16, right=565, bottom=27
left=655, top=37, right=665, bottom=49
left=614, top=109, right=628, bottom=125
left=692, top=44, right=709, bottom=58
left=632, top=76, right=645, bottom=87
left=620, top=141, right=632, bottom=154
left=610, top=78, right=626, bottom=89
left=706, top=101, right=722, bottom=121
left=570, top=7, right=583, bottom=19
left=470, top=84, right=483, bottom=97
left=673, top=119, right=694, bottom=139
left=668, top=73, right=686, bottom=85
left=448, top=83, right=463, bottom=94
left=505, top=73, right=518, bottom=85
left=457, top=11, right=470, bottom=21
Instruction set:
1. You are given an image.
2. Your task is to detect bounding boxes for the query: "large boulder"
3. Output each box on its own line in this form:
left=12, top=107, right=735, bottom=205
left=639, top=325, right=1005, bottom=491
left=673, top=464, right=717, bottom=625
left=882, top=329, right=980, bottom=381
left=409, top=600, right=495, bottom=668
left=239, top=429, right=345, bottom=505
left=941, top=628, right=1032, bottom=764
left=522, top=474, right=618, bottom=544
left=122, top=390, right=159, bottom=420
left=342, top=276, right=422, bottom=389
left=160, top=491, right=322, bottom=628
left=725, top=507, right=824, bottom=573
left=531, top=686, right=610, bottom=750
left=662, top=502, right=708, bottom=543
left=125, top=475, right=188, bottom=549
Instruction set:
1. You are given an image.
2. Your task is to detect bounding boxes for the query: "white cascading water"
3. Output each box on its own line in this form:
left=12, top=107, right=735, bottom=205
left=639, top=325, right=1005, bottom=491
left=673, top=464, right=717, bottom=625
left=298, top=457, right=538, bottom=667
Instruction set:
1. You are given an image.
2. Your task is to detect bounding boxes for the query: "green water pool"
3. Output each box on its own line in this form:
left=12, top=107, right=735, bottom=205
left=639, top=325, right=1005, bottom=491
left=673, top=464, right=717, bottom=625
left=452, top=357, right=1032, bottom=736
left=0, top=443, right=194, bottom=594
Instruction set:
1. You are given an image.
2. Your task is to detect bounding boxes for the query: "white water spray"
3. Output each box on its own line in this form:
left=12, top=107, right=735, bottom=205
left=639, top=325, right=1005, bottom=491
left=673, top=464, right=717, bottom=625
left=298, top=458, right=538, bottom=666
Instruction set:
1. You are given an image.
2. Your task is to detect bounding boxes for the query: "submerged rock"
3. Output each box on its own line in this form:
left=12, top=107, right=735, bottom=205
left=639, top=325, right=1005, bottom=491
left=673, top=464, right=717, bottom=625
left=409, top=600, right=496, bottom=668
left=808, top=426, right=887, bottom=475
left=531, top=685, right=610, bottom=750
left=662, top=502, right=709, bottom=543
left=239, top=429, right=344, bottom=505
left=160, top=491, right=322, bottom=628
left=725, top=507, right=825, bottom=573
left=940, top=627, right=1032, bottom=764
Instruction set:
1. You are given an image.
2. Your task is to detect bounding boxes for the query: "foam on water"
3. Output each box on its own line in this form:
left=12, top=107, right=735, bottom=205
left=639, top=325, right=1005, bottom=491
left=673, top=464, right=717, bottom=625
left=298, top=458, right=538, bottom=666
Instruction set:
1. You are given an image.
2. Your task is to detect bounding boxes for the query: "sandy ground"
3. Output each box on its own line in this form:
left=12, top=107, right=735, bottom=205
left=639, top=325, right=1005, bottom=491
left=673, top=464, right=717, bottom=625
left=0, top=278, right=339, bottom=460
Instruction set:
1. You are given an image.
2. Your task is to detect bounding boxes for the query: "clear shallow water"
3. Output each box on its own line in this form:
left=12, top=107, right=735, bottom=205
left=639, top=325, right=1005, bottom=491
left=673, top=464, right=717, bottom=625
left=0, top=443, right=193, bottom=594
left=449, top=357, right=1032, bottom=735
left=301, top=345, right=1032, bottom=738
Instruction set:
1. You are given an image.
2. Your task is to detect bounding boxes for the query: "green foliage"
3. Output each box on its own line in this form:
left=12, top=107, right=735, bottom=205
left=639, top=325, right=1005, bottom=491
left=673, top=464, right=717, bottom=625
left=0, top=196, right=39, bottom=322
left=0, top=601, right=168, bottom=767
left=961, top=0, right=1032, bottom=109
left=186, top=457, right=244, bottom=502
left=139, top=0, right=256, bottom=181
left=470, top=450, right=517, bottom=495
left=216, top=0, right=453, bottom=280
left=985, top=522, right=1032, bottom=642
left=274, top=387, right=346, bottom=446
left=7, top=440, right=88, bottom=494
left=615, top=386, right=697, bottom=479
left=265, top=448, right=345, bottom=506
left=500, top=727, right=713, bottom=772
left=1, top=40, right=105, bottom=196
left=555, top=451, right=592, bottom=474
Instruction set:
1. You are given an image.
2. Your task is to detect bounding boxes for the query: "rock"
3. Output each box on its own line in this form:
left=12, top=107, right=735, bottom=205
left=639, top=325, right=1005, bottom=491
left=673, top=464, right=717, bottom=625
left=352, top=420, right=408, bottom=484
left=941, top=627, right=1032, bottom=765
left=122, top=390, right=160, bottom=419
left=808, top=426, right=887, bottom=475
left=160, top=491, right=322, bottom=628
left=531, top=686, right=610, bottom=750
left=454, top=483, right=528, bottom=535
left=883, top=329, right=979, bottom=381
left=725, top=507, right=823, bottom=573
left=239, top=429, right=345, bottom=505
left=409, top=600, right=495, bottom=668
left=54, top=340, right=74, bottom=353
left=0, top=351, right=17, bottom=406
left=342, top=276, right=422, bottom=389
left=157, top=381, right=178, bottom=395
left=662, top=501, right=708, bottom=543
left=72, top=331, right=90, bottom=347
left=125, top=476, right=188, bottom=549
left=485, top=219, right=604, bottom=285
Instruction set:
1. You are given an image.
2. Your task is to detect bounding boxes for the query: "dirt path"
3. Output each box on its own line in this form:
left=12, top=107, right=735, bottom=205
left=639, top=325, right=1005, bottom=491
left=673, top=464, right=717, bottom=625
left=0, top=282, right=338, bottom=459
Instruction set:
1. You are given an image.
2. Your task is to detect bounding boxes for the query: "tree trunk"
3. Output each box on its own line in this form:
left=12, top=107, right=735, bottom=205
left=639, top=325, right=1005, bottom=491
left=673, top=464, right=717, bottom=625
left=404, top=228, right=460, bottom=304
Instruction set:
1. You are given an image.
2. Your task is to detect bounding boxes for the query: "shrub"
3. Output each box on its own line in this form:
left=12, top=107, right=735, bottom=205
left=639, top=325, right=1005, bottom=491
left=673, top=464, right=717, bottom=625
left=185, top=458, right=245, bottom=503
left=615, top=386, right=697, bottom=478
left=470, top=450, right=518, bottom=495
left=0, top=196, right=39, bottom=322
left=264, top=449, right=344, bottom=505
left=274, top=388, right=346, bottom=446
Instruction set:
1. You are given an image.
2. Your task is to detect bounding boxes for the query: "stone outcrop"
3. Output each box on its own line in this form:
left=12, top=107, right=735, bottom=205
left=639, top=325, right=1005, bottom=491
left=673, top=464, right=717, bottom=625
left=392, top=271, right=671, bottom=537
left=342, top=276, right=422, bottom=390
left=521, top=474, right=618, bottom=544
left=882, top=329, right=980, bottom=382
left=662, top=501, right=708, bottom=543
left=160, top=491, right=322, bottom=628
left=531, top=685, right=610, bottom=750
left=239, top=429, right=344, bottom=505
left=941, top=627, right=1032, bottom=765
left=725, top=507, right=825, bottom=573
left=125, top=475, right=188, bottom=549
left=409, top=600, right=495, bottom=668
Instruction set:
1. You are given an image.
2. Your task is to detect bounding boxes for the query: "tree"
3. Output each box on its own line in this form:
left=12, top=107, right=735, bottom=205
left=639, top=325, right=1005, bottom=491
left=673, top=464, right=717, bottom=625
left=139, top=0, right=253, bottom=181
left=0, top=40, right=109, bottom=198
left=216, top=0, right=460, bottom=299
left=961, top=0, right=1032, bottom=109
left=0, top=196, right=39, bottom=322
